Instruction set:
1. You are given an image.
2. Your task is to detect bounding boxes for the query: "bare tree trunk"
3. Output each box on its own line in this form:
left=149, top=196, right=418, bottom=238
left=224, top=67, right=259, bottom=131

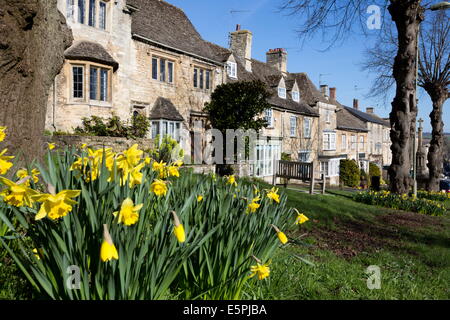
left=0, top=0, right=72, bottom=162
left=425, top=86, right=448, bottom=191
left=387, top=0, right=424, bottom=194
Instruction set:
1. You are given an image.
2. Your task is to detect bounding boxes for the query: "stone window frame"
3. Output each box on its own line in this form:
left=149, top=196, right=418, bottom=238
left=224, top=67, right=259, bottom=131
left=151, top=54, right=176, bottom=85
left=68, top=60, right=113, bottom=106
left=303, top=117, right=312, bottom=138
left=192, top=65, right=213, bottom=91
left=65, top=0, right=111, bottom=31
left=341, top=134, right=347, bottom=151
left=289, top=116, right=297, bottom=137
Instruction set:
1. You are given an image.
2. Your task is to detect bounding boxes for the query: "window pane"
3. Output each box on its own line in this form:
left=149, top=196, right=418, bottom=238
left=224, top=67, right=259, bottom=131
left=160, top=59, right=166, bottom=82
left=67, top=0, right=75, bottom=19
left=193, top=68, right=198, bottom=87
left=199, top=70, right=204, bottom=89
left=206, top=71, right=210, bottom=89
left=78, top=0, right=85, bottom=24
left=73, top=66, right=84, bottom=98
left=100, top=69, right=108, bottom=101
left=90, top=67, right=98, bottom=100
left=99, top=2, right=107, bottom=29
left=162, top=121, right=168, bottom=136
left=152, top=58, right=158, bottom=80
left=151, top=121, right=160, bottom=139
left=89, top=0, right=96, bottom=27
left=168, top=62, right=173, bottom=83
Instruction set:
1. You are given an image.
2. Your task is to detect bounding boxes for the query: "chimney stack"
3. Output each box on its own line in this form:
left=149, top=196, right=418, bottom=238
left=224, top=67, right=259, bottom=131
left=266, top=48, right=287, bottom=75
left=329, top=87, right=336, bottom=100
left=353, top=99, right=359, bottom=110
left=366, top=107, right=374, bottom=114
left=320, top=85, right=329, bottom=99
left=230, top=26, right=253, bottom=72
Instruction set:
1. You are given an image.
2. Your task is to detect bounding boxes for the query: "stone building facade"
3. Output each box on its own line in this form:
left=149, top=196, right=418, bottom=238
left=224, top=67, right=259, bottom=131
left=47, top=0, right=393, bottom=185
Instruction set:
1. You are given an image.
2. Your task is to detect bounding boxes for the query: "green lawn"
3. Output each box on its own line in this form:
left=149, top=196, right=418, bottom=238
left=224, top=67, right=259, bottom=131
left=245, top=187, right=450, bottom=299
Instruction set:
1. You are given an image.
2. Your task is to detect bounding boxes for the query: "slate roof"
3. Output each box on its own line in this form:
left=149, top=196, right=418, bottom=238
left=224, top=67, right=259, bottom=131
left=344, top=106, right=389, bottom=126
left=149, top=97, right=184, bottom=121
left=127, top=0, right=220, bottom=63
left=65, top=41, right=119, bottom=71
left=336, top=108, right=368, bottom=132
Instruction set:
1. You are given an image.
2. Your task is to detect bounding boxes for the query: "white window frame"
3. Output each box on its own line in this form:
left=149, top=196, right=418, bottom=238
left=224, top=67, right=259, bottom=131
left=341, top=134, right=347, bottom=151
left=290, top=116, right=297, bottom=137
left=226, top=61, right=237, bottom=79
left=321, top=158, right=341, bottom=177
left=264, top=109, right=274, bottom=128
left=255, top=144, right=281, bottom=177
left=292, top=91, right=300, bottom=102
left=278, top=87, right=287, bottom=99
left=323, top=132, right=336, bottom=151
left=304, top=117, right=312, bottom=138
left=151, top=120, right=181, bottom=144
left=359, top=136, right=365, bottom=150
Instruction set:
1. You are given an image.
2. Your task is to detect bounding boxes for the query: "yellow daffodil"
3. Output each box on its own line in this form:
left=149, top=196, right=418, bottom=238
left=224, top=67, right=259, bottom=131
left=253, top=185, right=260, bottom=195
left=250, top=263, right=270, bottom=280
left=167, top=165, right=180, bottom=178
left=0, top=176, right=38, bottom=207
left=80, top=143, right=87, bottom=149
left=113, top=198, right=143, bottom=226
left=226, top=175, right=237, bottom=186
left=128, top=162, right=145, bottom=188
left=247, top=196, right=261, bottom=214
left=123, top=144, right=143, bottom=167
left=16, top=168, right=40, bottom=186
left=150, top=179, right=168, bottom=196
left=271, top=224, right=288, bottom=244
left=295, top=213, right=309, bottom=225
left=32, top=189, right=81, bottom=220
left=47, top=143, right=56, bottom=150
left=0, top=149, right=14, bottom=175
left=32, top=248, right=41, bottom=260
left=173, top=159, right=183, bottom=167
left=100, top=224, right=118, bottom=262
left=0, top=126, right=6, bottom=142
left=171, top=211, right=185, bottom=243
left=266, top=187, right=280, bottom=203
left=144, top=157, right=152, bottom=165
left=197, top=195, right=203, bottom=202
left=152, top=160, right=166, bottom=173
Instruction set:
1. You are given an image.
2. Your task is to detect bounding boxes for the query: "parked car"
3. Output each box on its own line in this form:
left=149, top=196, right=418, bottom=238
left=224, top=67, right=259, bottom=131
left=439, top=179, right=450, bottom=192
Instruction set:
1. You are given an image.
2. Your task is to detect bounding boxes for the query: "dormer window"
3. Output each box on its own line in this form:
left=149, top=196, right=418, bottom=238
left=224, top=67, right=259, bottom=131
left=226, top=62, right=237, bottom=79
left=278, top=87, right=286, bottom=99
left=292, top=91, right=300, bottom=102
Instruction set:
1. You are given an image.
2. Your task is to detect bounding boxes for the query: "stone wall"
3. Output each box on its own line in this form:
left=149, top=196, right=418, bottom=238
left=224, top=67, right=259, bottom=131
left=46, top=135, right=153, bottom=152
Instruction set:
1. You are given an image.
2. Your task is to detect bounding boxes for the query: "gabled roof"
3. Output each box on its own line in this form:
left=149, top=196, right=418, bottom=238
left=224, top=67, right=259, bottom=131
left=336, top=108, right=368, bottom=132
left=149, top=97, right=184, bottom=121
left=344, top=106, right=388, bottom=126
left=128, top=0, right=219, bottom=63
left=65, top=41, right=119, bottom=71
left=288, top=73, right=330, bottom=106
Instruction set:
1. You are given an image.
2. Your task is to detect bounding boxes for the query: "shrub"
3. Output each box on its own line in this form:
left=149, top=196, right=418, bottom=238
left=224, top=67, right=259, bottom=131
left=281, top=152, right=291, bottom=161
left=148, top=135, right=184, bottom=163
left=339, top=159, right=360, bottom=187
left=369, top=163, right=381, bottom=178
left=354, top=191, right=446, bottom=216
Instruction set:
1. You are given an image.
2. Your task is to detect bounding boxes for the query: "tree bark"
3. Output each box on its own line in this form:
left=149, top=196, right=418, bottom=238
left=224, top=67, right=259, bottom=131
left=424, top=85, right=448, bottom=191
left=387, top=0, right=424, bottom=194
left=0, top=0, right=72, bottom=162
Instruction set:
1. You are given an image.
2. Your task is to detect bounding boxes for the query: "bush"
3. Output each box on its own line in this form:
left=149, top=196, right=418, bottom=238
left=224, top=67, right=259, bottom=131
left=354, top=191, right=446, bottom=216
left=148, top=135, right=184, bottom=163
left=0, top=144, right=293, bottom=300
left=74, top=114, right=150, bottom=139
left=339, top=159, right=360, bottom=187
left=369, top=163, right=381, bottom=178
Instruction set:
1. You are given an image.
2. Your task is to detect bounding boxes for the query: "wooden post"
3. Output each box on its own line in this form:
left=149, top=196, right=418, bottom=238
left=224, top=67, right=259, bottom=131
left=272, top=160, right=278, bottom=186
left=322, top=174, right=326, bottom=195
left=309, top=162, right=315, bottom=194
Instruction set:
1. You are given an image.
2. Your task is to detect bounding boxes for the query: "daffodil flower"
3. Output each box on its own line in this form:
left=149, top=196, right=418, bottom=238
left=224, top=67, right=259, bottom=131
left=266, top=187, right=280, bottom=203
left=0, top=176, right=38, bottom=207
left=0, top=126, right=6, bottom=142
left=171, top=211, right=185, bottom=243
left=197, top=195, right=203, bottom=202
left=150, top=179, right=168, bottom=196
left=32, top=189, right=81, bottom=220
left=247, top=196, right=261, bottom=214
left=295, top=212, right=309, bottom=225
left=271, top=224, right=288, bottom=244
left=250, top=257, right=270, bottom=280
left=16, top=168, right=40, bottom=186
left=0, top=149, right=14, bottom=175
left=167, top=165, right=180, bottom=178
left=113, top=198, right=143, bottom=226
left=100, top=224, right=119, bottom=262
left=226, top=175, right=237, bottom=186
left=47, top=143, right=56, bottom=150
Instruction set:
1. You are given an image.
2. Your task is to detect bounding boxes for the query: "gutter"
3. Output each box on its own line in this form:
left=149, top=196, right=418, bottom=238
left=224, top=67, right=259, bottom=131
left=132, top=33, right=223, bottom=67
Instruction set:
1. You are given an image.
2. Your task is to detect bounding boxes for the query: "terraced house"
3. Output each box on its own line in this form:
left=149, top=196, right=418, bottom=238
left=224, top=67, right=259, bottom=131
left=47, top=0, right=392, bottom=184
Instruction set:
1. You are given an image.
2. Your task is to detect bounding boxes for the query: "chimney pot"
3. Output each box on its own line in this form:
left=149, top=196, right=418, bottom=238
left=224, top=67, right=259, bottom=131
left=320, top=85, right=329, bottom=98
left=266, top=48, right=288, bottom=74
left=353, top=99, right=359, bottom=110
left=236, top=24, right=241, bottom=31
left=366, top=107, right=374, bottom=114
left=329, top=87, right=336, bottom=100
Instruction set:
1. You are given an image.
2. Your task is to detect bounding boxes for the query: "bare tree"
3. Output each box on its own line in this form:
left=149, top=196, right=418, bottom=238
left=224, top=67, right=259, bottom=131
left=280, top=0, right=425, bottom=194
left=362, top=9, right=449, bottom=191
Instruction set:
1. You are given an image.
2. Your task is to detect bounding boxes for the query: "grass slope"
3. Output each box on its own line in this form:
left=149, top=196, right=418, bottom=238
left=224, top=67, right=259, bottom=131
left=246, top=188, right=450, bottom=299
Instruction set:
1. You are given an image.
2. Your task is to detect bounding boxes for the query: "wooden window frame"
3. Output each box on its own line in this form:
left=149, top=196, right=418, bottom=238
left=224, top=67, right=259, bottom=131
left=69, top=61, right=112, bottom=104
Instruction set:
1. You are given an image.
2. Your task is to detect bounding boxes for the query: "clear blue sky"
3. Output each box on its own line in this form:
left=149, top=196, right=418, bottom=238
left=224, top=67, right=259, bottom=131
left=169, top=0, right=448, bottom=133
